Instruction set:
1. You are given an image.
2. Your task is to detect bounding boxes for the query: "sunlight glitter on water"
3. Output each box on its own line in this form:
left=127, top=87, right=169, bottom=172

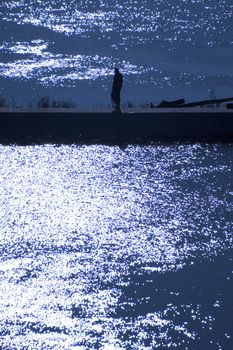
left=1, top=0, right=233, bottom=106
left=0, top=144, right=232, bottom=349
left=2, top=0, right=232, bottom=45
left=0, top=41, right=141, bottom=85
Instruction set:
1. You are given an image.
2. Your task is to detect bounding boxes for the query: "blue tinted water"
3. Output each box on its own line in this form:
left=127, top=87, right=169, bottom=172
left=0, top=2, right=233, bottom=348
left=0, top=143, right=232, bottom=349
left=0, top=0, right=233, bottom=106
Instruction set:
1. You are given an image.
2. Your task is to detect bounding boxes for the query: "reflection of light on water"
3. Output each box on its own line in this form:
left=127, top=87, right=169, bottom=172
left=0, top=144, right=232, bottom=349
left=1, top=0, right=232, bottom=45
left=0, top=41, right=141, bottom=85
left=0, top=39, right=49, bottom=56
left=1, top=0, right=233, bottom=103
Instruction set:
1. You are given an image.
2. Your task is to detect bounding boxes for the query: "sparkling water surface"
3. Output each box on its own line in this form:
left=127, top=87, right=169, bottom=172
left=0, top=0, right=233, bottom=106
left=0, top=143, right=232, bottom=349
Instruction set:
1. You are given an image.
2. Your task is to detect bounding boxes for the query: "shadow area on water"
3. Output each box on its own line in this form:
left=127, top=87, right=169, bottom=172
left=113, top=251, right=233, bottom=349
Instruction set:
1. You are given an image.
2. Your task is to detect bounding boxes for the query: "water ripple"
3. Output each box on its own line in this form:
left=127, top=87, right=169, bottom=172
left=0, top=144, right=232, bottom=349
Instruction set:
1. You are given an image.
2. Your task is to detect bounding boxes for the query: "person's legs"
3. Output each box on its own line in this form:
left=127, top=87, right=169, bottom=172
left=114, top=91, right=120, bottom=107
left=111, top=91, right=120, bottom=107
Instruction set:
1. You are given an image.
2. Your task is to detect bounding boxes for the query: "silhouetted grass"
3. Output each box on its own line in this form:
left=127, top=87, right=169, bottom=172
left=36, top=96, right=76, bottom=108
left=0, top=97, right=7, bottom=107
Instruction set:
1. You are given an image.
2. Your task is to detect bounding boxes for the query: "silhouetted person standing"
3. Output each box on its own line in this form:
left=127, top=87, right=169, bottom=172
left=111, top=68, right=123, bottom=111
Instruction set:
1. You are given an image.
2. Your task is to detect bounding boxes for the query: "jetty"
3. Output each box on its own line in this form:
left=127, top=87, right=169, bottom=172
left=0, top=107, right=233, bottom=144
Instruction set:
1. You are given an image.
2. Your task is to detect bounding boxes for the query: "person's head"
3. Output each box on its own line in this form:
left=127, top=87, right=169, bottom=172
left=115, top=67, right=119, bottom=74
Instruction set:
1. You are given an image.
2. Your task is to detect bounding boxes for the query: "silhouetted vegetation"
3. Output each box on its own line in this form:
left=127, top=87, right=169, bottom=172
left=0, top=96, right=77, bottom=108
left=0, top=93, right=232, bottom=110
left=127, top=101, right=135, bottom=108
left=36, top=96, right=76, bottom=108
left=0, top=96, right=19, bottom=108
left=0, top=97, right=7, bottom=107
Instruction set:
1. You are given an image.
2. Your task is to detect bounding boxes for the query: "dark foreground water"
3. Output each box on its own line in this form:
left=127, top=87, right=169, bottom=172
left=0, top=143, right=232, bottom=349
